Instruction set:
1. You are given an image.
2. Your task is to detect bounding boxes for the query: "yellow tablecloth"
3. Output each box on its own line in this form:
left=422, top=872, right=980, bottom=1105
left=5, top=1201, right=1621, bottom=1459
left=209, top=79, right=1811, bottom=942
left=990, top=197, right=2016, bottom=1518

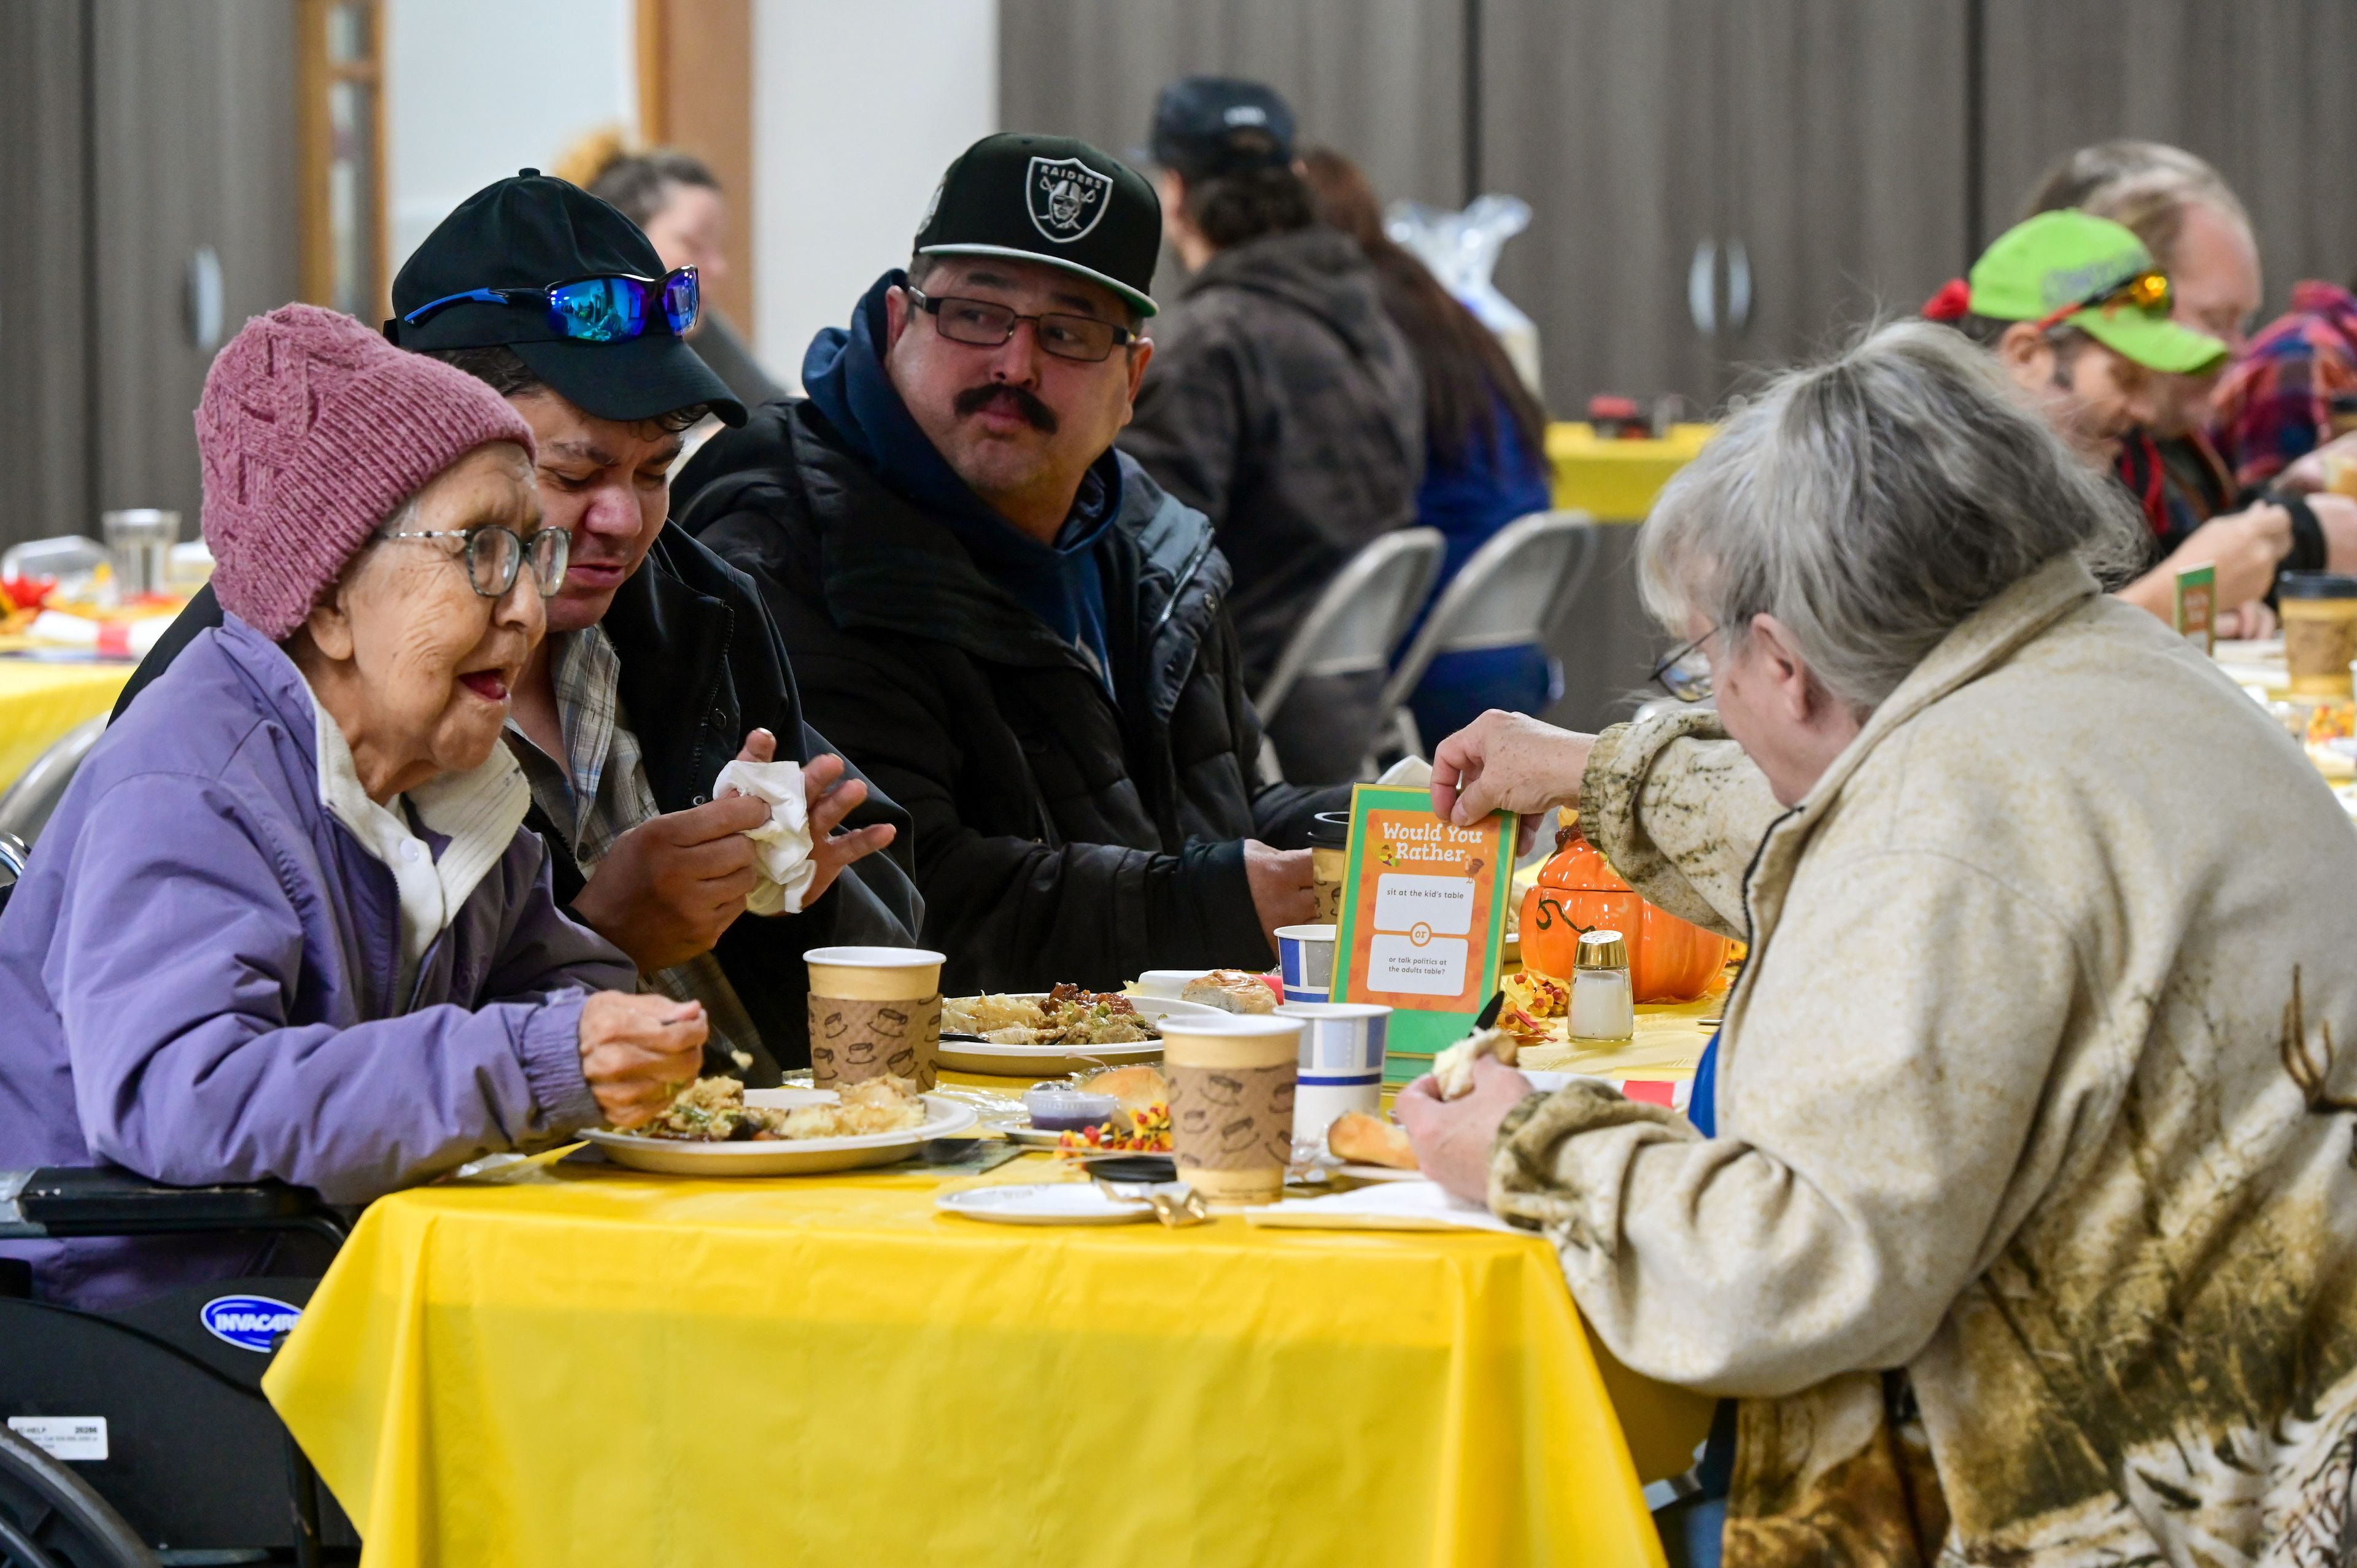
left=265, top=1156, right=1714, bottom=1567
left=1547, top=422, right=1714, bottom=522
left=0, top=658, right=134, bottom=794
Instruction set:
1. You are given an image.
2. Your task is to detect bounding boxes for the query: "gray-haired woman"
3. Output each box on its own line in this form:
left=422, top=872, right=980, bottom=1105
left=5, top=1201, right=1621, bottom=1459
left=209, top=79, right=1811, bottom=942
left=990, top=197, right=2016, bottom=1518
left=1401, top=322, right=2357, bottom=1564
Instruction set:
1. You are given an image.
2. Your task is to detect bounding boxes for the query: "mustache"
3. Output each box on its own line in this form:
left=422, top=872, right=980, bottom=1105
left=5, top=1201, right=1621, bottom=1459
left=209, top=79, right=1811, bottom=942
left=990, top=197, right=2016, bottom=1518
left=954, top=382, right=1059, bottom=433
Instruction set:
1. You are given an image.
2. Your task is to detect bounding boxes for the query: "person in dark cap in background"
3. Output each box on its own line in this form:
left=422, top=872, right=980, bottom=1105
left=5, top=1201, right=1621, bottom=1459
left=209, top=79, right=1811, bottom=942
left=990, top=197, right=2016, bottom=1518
left=114, top=170, right=919, bottom=1079
left=1118, top=77, right=1423, bottom=785
left=674, top=133, right=1339, bottom=996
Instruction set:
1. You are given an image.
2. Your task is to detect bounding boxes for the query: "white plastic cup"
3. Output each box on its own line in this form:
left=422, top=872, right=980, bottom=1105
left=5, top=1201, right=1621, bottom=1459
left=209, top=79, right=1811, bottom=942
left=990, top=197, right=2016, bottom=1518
left=1275, top=923, right=1336, bottom=1005
left=1274, top=1000, right=1390, bottom=1143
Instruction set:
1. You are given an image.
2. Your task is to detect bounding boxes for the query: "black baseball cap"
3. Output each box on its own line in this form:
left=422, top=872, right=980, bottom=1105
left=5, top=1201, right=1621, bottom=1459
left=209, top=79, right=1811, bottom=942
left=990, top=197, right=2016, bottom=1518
left=1148, top=77, right=1296, bottom=180
left=385, top=169, right=746, bottom=427
left=914, top=133, right=1161, bottom=318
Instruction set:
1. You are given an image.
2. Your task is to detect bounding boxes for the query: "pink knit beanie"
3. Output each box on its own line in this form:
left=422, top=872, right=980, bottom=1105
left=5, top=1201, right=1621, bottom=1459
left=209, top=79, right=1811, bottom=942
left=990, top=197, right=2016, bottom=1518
left=195, top=304, right=537, bottom=639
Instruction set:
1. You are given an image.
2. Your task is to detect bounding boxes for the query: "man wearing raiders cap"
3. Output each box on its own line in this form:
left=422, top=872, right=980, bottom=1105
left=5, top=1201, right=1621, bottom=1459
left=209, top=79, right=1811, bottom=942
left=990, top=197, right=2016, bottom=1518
left=677, top=133, right=1341, bottom=995
left=115, top=170, right=920, bottom=1079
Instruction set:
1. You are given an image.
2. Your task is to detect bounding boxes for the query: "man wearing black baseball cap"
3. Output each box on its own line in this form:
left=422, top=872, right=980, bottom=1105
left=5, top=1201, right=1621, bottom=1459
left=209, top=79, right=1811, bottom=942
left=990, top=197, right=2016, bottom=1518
left=117, top=170, right=919, bottom=1079
left=1120, top=77, right=1422, bottom=784
left=676, top=133, right=1339, bottom=994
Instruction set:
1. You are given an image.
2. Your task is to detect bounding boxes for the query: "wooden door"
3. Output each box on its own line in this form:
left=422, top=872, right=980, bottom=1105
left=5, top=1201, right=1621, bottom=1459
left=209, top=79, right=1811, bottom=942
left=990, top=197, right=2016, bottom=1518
left=1477, top=0, right=1725, bottom=415
left=1978, top=0, right=2357, bottom=320
left=1718, top=0, right=1971, bottom=389
left=637, top=0, right=756, bottom=334
left=88, top=0, right=301, bottom=527
left=0, top=1, right=95, bottom=549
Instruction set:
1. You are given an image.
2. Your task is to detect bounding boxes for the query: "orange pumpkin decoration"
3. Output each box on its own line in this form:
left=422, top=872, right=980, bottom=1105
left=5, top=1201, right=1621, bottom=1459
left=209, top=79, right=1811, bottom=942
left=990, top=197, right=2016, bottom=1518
left=1519, top=820, right=1730, bottom=1002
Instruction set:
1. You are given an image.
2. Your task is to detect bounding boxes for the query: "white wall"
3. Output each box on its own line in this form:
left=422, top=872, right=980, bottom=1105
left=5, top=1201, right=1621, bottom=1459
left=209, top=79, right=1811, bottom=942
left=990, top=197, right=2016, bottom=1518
left=384, top=0, right=640, bottom=275
left=751, top=0, right=999, bottom=388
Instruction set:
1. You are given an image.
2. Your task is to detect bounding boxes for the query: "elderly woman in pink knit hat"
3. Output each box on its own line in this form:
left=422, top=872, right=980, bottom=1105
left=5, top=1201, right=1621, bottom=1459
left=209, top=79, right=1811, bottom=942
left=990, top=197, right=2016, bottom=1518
left=0, top=305, right=705, bottom=1308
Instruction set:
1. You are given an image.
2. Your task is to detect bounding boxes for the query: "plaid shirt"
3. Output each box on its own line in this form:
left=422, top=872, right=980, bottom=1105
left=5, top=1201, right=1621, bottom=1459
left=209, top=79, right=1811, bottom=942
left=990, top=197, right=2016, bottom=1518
left=505, top=626, right=767, bottom=1072
left=2208, top=280, right=2357, bottom=490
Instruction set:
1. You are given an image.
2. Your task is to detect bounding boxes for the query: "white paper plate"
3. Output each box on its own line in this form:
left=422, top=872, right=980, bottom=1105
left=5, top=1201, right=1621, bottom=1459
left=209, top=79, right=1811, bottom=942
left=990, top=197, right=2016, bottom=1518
left=936, top=993, right=1219, bottom=1078
left=578, top=1094, right=978, bottom=1176
left=935, top=1183, right=1155, bottom=1226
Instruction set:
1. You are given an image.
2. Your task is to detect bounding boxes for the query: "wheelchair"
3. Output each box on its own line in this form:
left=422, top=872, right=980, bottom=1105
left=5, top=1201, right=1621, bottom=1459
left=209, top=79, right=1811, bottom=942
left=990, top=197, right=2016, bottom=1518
left=0, top=1166, right=360, bottom=1567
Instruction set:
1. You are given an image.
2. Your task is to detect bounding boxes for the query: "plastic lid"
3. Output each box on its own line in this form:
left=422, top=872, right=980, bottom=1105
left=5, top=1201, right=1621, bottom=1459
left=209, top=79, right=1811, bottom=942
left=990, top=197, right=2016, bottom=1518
left=1574, top=930, right=1629, bottom=970
left=2278, top=573, right=2357, bottom=600
left=1306, top=811, right=1351, bottom=848
left=802, top=946, right=948, bottom=967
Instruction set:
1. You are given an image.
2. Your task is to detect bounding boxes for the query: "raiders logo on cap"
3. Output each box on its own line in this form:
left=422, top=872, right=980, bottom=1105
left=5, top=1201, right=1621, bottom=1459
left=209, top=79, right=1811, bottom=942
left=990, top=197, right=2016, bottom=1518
left=1028, top=156, right=1113, bottom=243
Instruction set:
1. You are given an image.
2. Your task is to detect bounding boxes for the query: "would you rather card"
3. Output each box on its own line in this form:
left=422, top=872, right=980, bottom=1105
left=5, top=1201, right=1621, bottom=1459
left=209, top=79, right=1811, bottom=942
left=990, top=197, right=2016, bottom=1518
left=1330, top=784, right=1516, bottom=1076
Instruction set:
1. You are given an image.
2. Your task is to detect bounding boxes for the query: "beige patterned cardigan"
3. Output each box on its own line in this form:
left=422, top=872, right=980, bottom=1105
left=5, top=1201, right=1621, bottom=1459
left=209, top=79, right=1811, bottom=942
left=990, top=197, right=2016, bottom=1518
left=1490, top=558, right=2357, bottom=1564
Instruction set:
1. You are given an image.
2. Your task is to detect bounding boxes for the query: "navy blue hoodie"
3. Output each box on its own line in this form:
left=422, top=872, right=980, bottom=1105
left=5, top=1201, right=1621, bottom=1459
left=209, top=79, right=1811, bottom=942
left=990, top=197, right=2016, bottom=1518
left=801, top=271, right=1120, bottom=686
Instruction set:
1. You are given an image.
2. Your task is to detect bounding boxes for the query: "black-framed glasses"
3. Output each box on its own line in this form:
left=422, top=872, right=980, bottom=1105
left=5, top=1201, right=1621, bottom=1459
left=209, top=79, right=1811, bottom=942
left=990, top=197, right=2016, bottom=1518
left=398, top=268, right=700, bottom=343
left=378, top=524, right=570, bottom=599
left=906, top=286, right=1135, bottom=363
left=1649, top=627, right=1717, bottom=701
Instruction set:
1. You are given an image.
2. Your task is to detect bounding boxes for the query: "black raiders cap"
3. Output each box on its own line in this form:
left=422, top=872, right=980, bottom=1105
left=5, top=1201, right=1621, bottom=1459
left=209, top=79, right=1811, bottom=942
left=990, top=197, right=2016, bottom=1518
left=1148, top=76, right=1297, bottom=180
left=913, top=133, right=1161, bottom=318
left=386, top=168, right=746, bottom=427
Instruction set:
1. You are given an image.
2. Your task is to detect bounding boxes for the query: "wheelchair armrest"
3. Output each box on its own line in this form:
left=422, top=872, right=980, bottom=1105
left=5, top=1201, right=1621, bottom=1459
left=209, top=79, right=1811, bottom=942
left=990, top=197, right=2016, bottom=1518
left=0, top=1166, right=345, bottom=1243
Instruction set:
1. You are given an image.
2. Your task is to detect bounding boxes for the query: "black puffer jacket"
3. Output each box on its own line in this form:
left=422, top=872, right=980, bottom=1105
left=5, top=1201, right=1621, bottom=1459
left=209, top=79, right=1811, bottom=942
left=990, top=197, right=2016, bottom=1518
left=107, top=528, right=924, bottom=1079
left=676, top=400, right=1343, bottom=994
left=1119, top=226, right=1424, bottom=779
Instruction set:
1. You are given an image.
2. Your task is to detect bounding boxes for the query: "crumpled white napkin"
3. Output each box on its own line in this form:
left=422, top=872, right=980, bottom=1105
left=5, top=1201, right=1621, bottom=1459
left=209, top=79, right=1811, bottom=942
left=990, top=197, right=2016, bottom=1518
left=713, top=758, right=815, bottom=915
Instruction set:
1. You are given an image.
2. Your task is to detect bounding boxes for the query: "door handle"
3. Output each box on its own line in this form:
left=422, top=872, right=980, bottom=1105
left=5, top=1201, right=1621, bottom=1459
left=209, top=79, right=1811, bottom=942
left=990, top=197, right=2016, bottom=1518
left=1727, top=240, right=1752, bottom=333
left=185, top=247, right=224, bottom=352
left=1687, top=240, right=1717, bottom=337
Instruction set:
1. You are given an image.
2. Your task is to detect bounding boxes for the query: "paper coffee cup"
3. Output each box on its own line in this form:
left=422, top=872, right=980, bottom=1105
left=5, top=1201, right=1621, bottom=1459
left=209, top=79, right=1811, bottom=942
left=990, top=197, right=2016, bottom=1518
left=1308, top=811, right=1349, bottom=923
left=2281, top=574, right=2357, bottom=697
left=1160, top=1015, right=1302, bottom=1205
left=805, top=946, right=946, bottom=1090
left=1275, top=1002, right=1390, bottom=1143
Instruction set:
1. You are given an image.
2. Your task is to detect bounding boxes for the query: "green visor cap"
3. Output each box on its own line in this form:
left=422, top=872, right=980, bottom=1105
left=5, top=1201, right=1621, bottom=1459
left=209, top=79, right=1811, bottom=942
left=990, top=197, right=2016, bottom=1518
left=1967, top=210, right=2227, bottom=376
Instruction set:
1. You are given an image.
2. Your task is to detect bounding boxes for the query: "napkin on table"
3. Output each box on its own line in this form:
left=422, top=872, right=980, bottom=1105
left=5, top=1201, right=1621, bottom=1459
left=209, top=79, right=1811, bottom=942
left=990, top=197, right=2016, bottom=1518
left=713, top=758, right=815, bottom=915
left=1244, top=1179, right=1520, bottom=1234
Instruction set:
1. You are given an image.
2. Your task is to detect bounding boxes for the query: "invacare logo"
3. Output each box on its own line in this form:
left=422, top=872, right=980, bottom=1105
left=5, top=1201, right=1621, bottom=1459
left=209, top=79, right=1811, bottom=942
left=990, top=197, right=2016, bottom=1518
left=201, top=1294, right=303, bottom=1353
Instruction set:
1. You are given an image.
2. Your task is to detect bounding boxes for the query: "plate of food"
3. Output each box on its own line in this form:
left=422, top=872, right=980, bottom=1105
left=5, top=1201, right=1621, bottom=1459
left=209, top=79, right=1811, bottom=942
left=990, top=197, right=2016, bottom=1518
left=938, top=983, right=1226, bottom=1076
left=576, top=1076, right=977, bottom=1176
left=1007, top=1065, right=1175, bottom=1154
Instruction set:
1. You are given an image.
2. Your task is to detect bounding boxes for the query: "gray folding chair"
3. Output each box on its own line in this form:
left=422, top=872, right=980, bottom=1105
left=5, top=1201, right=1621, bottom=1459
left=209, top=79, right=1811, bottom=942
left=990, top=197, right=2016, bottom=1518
left=1376, top=510, right=1598, bottom=759
left=0, top=716, right=106, bottom=848
left=1253, top=527, right=1446, bottom=784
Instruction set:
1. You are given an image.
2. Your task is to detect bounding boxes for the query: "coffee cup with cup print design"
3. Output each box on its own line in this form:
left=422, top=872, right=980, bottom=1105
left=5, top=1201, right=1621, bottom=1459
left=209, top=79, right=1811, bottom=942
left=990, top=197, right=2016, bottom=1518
left=804, top=946, right=947, bottom=1091
left=1160, top=1014, right=1304, bottom=1205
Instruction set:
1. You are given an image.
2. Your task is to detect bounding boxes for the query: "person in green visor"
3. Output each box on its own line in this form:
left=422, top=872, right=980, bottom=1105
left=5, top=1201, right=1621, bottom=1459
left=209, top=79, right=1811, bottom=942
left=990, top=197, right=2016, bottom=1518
left=1925, top=210, right=2289, bottom=634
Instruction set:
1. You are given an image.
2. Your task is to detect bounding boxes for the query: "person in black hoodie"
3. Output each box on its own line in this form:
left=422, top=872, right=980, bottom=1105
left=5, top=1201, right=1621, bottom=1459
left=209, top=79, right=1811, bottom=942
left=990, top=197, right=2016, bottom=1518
left=1120, top=79, right=1425, bottom=783
left=110, top=171, right=921, bottom=1079
left=675, top=133, right=1336, bottom=996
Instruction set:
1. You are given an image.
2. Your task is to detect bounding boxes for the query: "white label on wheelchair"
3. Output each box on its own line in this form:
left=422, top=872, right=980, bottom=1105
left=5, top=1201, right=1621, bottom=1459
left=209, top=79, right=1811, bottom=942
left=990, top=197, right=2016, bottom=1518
left=9, top=1415, right=107, bottom=1461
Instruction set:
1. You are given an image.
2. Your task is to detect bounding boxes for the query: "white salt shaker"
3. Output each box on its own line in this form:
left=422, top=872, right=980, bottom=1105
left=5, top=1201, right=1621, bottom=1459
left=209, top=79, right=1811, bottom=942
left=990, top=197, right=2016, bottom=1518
left=1569, top=930, right=1635, bottom=1045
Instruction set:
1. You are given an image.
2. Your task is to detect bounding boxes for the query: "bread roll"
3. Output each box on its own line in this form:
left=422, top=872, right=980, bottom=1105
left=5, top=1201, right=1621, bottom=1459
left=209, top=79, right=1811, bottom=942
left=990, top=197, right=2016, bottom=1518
left=1431, top=1027, right=1519, bottom=1100
left=1083, top=1065, right=1170, bottom=1131
left=1181, top=969, right=1277, bottom=1014
left=1328, top=1111, right=1417, bottom=1170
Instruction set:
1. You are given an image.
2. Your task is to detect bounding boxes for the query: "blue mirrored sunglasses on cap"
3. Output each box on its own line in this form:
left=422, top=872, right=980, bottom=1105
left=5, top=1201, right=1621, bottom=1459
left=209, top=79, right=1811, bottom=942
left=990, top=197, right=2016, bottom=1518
left=398, top=266, right=700, bottom=342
